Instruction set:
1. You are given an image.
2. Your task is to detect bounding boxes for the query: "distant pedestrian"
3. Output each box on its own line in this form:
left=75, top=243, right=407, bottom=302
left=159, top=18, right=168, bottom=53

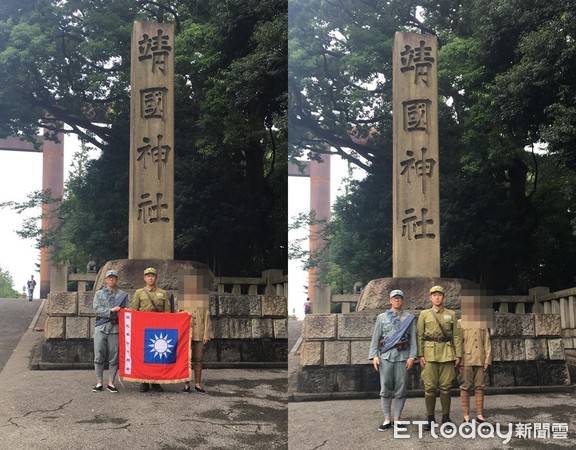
left=92, top=270, right=128, bottom=393
left=26, top=275, right=36, bottom=301
left=304, top=297, right=311, bottom=315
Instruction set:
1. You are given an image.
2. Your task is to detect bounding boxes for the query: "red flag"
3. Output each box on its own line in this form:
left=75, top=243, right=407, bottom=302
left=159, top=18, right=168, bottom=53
left=118, top=309, right=191, bottom=383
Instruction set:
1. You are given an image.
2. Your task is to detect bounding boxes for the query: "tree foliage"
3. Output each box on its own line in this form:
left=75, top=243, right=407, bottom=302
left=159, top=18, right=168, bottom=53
left=0, top=266, right=20, bottom=298
left=290, top=0, right=576, bottom=293
left=0, top=0, right=287, bottom=276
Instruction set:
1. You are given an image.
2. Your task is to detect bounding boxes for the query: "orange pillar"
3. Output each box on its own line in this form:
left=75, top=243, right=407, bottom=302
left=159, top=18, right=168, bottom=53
left=40, top=131, right=64, bottom=298
left=308, top=154, right=331, bottom=313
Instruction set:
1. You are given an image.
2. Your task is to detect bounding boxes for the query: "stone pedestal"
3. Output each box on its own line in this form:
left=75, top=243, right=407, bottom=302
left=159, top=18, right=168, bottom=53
left=356, top=277, right=478, bottom=311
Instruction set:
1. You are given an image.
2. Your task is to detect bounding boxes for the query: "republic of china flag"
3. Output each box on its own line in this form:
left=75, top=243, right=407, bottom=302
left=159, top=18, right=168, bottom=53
left=118, top=309, right=191, bottom=383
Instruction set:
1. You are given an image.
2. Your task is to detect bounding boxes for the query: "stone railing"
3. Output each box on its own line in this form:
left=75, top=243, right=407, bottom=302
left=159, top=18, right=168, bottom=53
left=538, top=287, right=576, bottom=353
left=68, top=273, right=97, bottom=293
left=331, top=294, right=360, bottom=313
left=297, top=312, right=570, bottom=393
left=215, top=269, right=287, bottom=297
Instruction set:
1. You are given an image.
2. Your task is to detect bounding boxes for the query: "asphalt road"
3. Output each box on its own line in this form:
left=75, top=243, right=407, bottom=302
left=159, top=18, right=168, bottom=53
left=0, top=298, right=40, bottom=372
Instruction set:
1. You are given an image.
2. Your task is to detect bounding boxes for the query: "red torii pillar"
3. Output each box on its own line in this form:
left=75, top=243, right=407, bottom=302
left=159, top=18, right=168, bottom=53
left=0, top=132, right=64, bottom=298
left=288, top=154, right=331, bottom=313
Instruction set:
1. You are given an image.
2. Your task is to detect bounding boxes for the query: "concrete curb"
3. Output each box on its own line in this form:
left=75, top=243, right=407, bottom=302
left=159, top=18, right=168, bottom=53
left=288, top=384, right=576, bottom=402
left=290, top=335, right=303, bottom=354
left=28, top=298, right=46, bottom=330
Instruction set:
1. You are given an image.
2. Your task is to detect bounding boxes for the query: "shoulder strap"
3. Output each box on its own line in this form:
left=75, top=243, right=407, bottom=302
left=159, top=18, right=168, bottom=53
left=143, top=289, right=162, bottom=311
left=430, top=309, right=449, bottom=338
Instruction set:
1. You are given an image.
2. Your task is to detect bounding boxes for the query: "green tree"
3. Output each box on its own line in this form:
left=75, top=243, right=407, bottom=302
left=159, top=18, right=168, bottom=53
left=290, top=0, right=576, bottom=293
left=0, top=0, right=287, bottom=276
left=0, top=267, right=20, bottom=298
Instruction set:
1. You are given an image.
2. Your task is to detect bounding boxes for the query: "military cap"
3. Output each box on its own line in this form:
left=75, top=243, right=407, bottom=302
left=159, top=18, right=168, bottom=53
left=430, top=285, right=445, bottom=295
left=389, top=289, right=405, bottom=298
left=144, top=267, right=157, bottom=275
left=105, top=270, right=118, bottom=278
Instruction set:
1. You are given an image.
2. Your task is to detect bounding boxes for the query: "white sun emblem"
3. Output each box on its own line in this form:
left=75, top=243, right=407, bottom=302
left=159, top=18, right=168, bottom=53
left=147, top=333, right=174, bottom=359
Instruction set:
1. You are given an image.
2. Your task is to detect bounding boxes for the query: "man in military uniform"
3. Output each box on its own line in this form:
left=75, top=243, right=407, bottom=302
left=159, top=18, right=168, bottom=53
left=369, top=289, right=417, bottom=431
left=130, top=267, right=171, bottom=392
left=458, top=297, right=492, bottom=423
left=417, top=285, right=461, bottom=429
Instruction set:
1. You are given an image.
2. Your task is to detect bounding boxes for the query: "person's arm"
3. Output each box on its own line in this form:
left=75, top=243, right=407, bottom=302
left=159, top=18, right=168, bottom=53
left=408, top=318, right=417, bottom=360
left=203, top=309, right=212, bottom=344
left=129, top=291, right=140, bottom=310
left=164, top=292, right=171, bottom=312
left=368, top=316, right=381, bottom=360
left=453, top=313, right=462, bottom=362
left=484, top=329, right=492, bottom=368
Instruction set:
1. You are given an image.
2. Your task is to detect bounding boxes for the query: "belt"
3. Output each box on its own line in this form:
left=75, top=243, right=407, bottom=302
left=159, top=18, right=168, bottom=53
left=423, top=336, right=451, bottom=343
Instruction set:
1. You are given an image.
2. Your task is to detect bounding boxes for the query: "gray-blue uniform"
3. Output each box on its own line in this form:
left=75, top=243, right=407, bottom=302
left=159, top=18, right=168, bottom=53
left=369, top=310, right=417, bottom=420
left=93, top=287, right=128, bottom=383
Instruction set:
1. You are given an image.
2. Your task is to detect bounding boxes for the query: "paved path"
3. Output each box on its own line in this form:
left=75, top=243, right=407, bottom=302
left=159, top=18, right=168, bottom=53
left=0, top=298, right=40, bottom=372
left=0, top=325, right=287, bottom=449
left=289, top=394, right=576, bottom=449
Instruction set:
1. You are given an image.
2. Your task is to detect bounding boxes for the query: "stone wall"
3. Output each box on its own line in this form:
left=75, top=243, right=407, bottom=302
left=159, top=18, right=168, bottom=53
left=297, top=312, right=571, bottom=393
left=41, top=292, right=287, bottom=367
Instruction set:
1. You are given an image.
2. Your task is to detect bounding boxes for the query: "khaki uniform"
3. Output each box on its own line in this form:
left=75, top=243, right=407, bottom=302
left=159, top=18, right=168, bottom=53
left=190, top=307, right=213, bottom=363
left=458, top=321, right=492, bottom=391
left=417, top=306, right=462, bottom=416
left=130, top=287, right=171, bottom=312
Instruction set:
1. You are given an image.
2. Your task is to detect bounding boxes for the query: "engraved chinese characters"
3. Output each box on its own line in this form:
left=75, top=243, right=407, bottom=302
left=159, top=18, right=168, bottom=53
left=129, top=21, right=174, bottom=259
left=392, top=33, right=440, bottom=277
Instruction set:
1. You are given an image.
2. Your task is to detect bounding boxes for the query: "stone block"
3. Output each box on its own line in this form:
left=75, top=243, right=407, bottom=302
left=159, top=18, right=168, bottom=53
left=493, top=314, right=522, bottom=337
left=261, top=295, right=287, bottom=317
left=518, top=314, right=535, bottom=336
left=350, top=340, right=371, bottom=365
left=77, top=292, right=95, bottom=316
left=66, top=317, right=90, bottom=339
left=513, top=362, right=539, bottom=386
left=203, top=340, right=218, bottom=362
left=263, top=339, right=288, bottom=362
left=524, top=338, right=548, bottom=360
left=562, top=337, right=574, bottom=349
left=209, top=295, right=218, bottom=316
left=490, top=364, right=515, bottom=387
left=297, top=366, right=337, bottom=393
left=337, top=313, right=378, bottom=339
left=335, top=366, right=363, bottom=392
left=303, top=314, right=336, bottom=339
left=273, top=319, right=287, bottom=339
left=534, top=314, right=562, bottom=336
left=324, top=341, right=350, bottom=365
left=44, top=317, right=65, bottom=339
left=47, top=292, right=78, bottom=316
left=251, top=318, right=273, bottom=338
left=89, top=317, right=96, bottom=338
left=360, top=365, right=381, bottom=391
left=228, top=318, right=253, bottom=339
left=218, top=295, right=261, bottom=316
left=491, top=339, right=502, bottom=362
left=40, top=339, right=94, bottom=364
left=500, top=339, right=525, bottom=361
left=219, top=341, right=242, bottom=362
left=547, top=338, right=565, bottom=360
left=561, top=328, right=576, bottom=338
left=240, top=340, right=265, bottom=362
left=538, top=361, right=570, bottom=385
left=300, top=341, right=323, bottom=366
left=213, top=317, right=230, bottom=339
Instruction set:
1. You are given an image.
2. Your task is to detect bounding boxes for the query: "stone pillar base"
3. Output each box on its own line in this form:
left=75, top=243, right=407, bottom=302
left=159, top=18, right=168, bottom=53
left=357, top=277, right=479, bottom=311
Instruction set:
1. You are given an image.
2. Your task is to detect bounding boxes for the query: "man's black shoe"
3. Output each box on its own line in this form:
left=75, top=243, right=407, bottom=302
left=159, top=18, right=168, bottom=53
left=442, top=415, right=455, bottom=426
left=377, top=421, right=393, bottom=432
left=92, top=384, right=103, bottom=392
left=423, top=416, right=435, bottom=431
left=151, top=383, right=164, bottom=392
left=139, top=383, right=150, bottom=392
